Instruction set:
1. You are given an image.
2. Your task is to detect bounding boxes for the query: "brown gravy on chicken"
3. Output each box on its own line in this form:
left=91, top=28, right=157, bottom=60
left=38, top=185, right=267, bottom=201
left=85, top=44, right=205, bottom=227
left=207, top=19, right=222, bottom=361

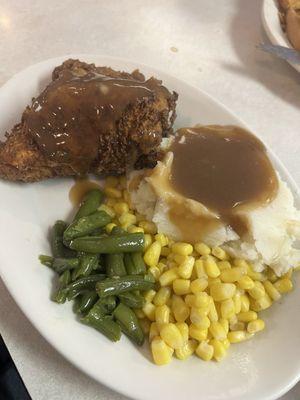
left=169, top=126, right=278, bottom=237
left=25, top=71, right=166, bottom=174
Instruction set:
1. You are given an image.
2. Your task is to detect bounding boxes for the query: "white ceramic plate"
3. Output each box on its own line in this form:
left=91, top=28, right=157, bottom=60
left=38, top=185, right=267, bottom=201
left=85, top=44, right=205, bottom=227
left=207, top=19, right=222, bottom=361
left=262, top=0, right=300, bottom=73
left=0, top=55, right=300, bottom=400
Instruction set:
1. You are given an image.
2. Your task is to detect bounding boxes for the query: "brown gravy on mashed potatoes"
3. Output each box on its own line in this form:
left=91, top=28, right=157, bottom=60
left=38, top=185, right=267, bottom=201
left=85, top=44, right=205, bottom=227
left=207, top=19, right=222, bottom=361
left=166, top=126, right=278, bottom=239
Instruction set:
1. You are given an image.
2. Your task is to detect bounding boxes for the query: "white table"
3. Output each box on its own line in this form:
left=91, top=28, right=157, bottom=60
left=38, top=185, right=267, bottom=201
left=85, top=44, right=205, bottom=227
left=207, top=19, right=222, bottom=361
left=0, top=1, right=299, bottom=399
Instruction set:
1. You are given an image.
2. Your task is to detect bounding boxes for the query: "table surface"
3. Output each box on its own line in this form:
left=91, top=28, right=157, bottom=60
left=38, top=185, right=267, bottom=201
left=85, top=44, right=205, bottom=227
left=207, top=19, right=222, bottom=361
left=0, top=1, right=299, bottom=399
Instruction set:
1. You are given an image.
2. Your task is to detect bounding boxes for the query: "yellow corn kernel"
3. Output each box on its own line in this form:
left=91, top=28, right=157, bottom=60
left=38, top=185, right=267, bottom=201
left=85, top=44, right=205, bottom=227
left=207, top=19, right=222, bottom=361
left=104, top=186, right=122, bottom=198
left=222, top=338, right=230, bottom=350
left=105, top=198, right=117, bottom=208
left=172, top=242, right=193, bottom=256
left=138, top=220, right=157, bottom=235
left=105, top=222, right=117, bottom=234
left=263, top=280, right=281, bottom=301
left=212, top=246, right=228, bottom=260
left=177, top=256, right=195, bottom=279
left=173, top=279, right=191, bottom=295
left=208, top=277, right=222, bottom=285
left=159, top=268, right=178, bottom=287
left=189, top=324, right=208, bottom=341
left=190, top=277, right=208, bottom=293
left=247, top=319, right=265, bottom=334
left=238, top=311, right=257, bottom=322
left=142, top=302, right=156, bottom=321
left=155, top=305, right=170, bottom=326
left=208, top=298, right=219, bottom=322
left=151, top=336, right=173, bottom=365
left=148, top=266, right=161, bottom=281
left=161, top=247, right=171, bottom=257
left=144, top=289, right=157, bottom=303
left=193, top=292, right=210, bottom=309
left=144, top=234, right=152, bottom=250
left=113, top=201, right=129, bottom=215
left=154, top=233, right=168, bottom=247
left=144, top=242, right=161, bottom=269
left=246, top=264, right=265, bottom=281
left=134, top=212, right=144, bottom=223
left=209, top=321, right=227, bottom=340
left=157, top=262, right=167, bottom=273
left=210, top=339, right=227, bottom=361
left=196, top=341, right=214, bottom=361
left=220, top=267, right=244, bottom=283
left=176, top=339, right=197, bottom=360
left=172, top=295, right=190, bottom=322
left=249, top=294, right=272, bottom=311
left=233, top=258, right=248, bottom=270
left=219, top=318, right=229, bottom=335
left=184, top=294, right=195, bottom=308
left=274, top=278, right=293, bottom=294
left=175, top=322, right=189, bottom=343
left=194, top=242, right=211, bottom=256
left=240, top=294, right=250, bottom=312
left=218, top=261, right=232, bottom=271
left=160, top=323, right=183, bottom=349
left=233, top=293, right=242, bottom=314
left=169, top=313, right=176, bottom=323
left=210, top=282, right=236, bottom=301
left=229, top=314, right=238, bottom=325
left=119, top=212, right=137, bottom=229
left=173, top=254, right=187, bottom=264
left=98, top=204, right=116, bottom=218
left=139, top=318, right=151, bottom=334
left=134, top=309, right=145, bottom=319
left=228, top=331, right=253, bottom=343
left=204, top=256, right=220, bottom=278
left=248, top=281, right=265, bottom=300
left=194, top=259, right=207, bottom=278
left=238, top=276, right=255, bottom=290
left=220, top=298, right=235, bottom=319
left=105, top=176, right=119, bottom=188
left=266, top=268, right=278, bottom=283
left=127, top=225, right=144, bottom=234
left=153, top=287, right=172, bottom=306
left=190, top=308, right=211, bottom=329
left=230, top=321, right=246, bottom=331
left=283, top=269, right=293, bottom=279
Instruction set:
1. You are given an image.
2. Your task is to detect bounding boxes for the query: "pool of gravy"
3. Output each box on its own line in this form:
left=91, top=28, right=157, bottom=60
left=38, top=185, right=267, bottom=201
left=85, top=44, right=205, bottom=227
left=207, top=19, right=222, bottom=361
left=169, top=125, right=278, bottom=237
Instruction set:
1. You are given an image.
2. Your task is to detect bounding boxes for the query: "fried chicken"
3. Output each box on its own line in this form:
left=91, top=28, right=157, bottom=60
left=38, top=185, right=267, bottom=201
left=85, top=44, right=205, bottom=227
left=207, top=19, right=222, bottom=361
left=0, top=59, right=178, bottom=182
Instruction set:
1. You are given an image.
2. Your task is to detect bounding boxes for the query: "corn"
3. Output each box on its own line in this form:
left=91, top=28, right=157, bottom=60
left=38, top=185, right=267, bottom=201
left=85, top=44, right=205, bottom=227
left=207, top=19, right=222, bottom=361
left=229, top=314, right=238, bottom=326
left=196, top=341, right=214, bottom=361
left=144, top=289, right=157, bottom=303
left=220, top=267, right=244, bottom=283
left=210, top=282, right=236, bottom=301
left=173, top=279, right=190, bottom=295
left=190, top=308, right=211, bottom=329
left=194, top=259, right=207, bottom=278
left=204, top=256, right=220, bottom=278
left=106, top=198, right=116, bottom=208
left=172, top=242, right=193, bottom=256
left=114, top=202, right=129, bottom=215
left=248, top=281, right=265, bottom=300
left=160, top=323, right=183, bottom=349
left=127, top=225, right=144, bottom=233
left=161, top=247, right=171, bottom=257
left=222, top=338, right=230, bottom=350
left=233, top=293, right=242, bottom=314
left=148, top=266, right=161, bottom=281
left=274, top=278, right=293, bottom=294
left=240, top=294, right=250, bottom=312
left=212, top=246, right=228, bottom=260
left=154, top=233, right=168, bottom=247
left=175, top=322, right=189, bottom=343
left=209, top=321, right=227, bottom=340
left=219, top=318, right=229, bottom=335
left=263, top=280, right=281, bottom=301
left=283, top=269, right=293, bottom=279
left=122, top=190, right=132, bottom=206
left=233, top=258, right=248, bottom=271
left=230, top=321, right=246, bottom=331
left=194, top=242, right=211, bottom=256
left=176, top=339, right=197, bottom=360
left=266, top=268, right=278, bottom=283
left=177, top=256, right=195, bottom=279
left=139, top=318, right=151, bottom=334
left=238, top=311, right=257, bottom=322
left=159, top=268, right=178, bottom=287
left=210, top=339, right=227, bottom=361
left=119, top=212, right=137, bottom=228
left=105, top=222, right=117, bottom=234
left=134, top=309, right=145, bottom=319
left=98, top=204, right=115, bottom=218
left=105, top=176, right=119, bottom=188
left=218, top=261, right=232, bottom=270
left=190, top=277, right=208, bottom=293
left=228, top=331, right=252, bottom=343
left=144, top=234, right=152, bottom=250
left=173, top=254, right=187, bottom=264
left=172, top=295, right=190, bottom=322
left=208, top=298, right=219, bottom=322
left=189, top=324, right=208, bottom=341
left=157, top=261, right=167, bottom=272
left=247, top=264, right=265, bottom=281
left=153, top=287, right=171, bottom=306
left=238, top=275, right=255, bottom=290
left=249, top=294, right=272, bottom=311
left=155, top=305, right=170, bottom=326
left=142, top=302, right=156, bottom=321
left=208, top=277, right=222, bottom=285
left=104, top=187, right=122, bottom=198
left=138, top=220, right=157, bottom=234
left=151, top=336, right=173, bottom=365
left=144, top=242, right=161, bottom=268
left=247, top=319, right=265, bottom=334
left=220, top=298, right=235, bottom=319
left=193, top=292, right=210, bottom=309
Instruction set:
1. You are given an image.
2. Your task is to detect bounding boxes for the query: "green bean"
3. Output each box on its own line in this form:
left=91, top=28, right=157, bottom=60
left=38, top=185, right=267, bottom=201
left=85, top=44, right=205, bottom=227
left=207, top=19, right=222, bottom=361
left=52, top=270, right=71, bottom=303
left=51, top=220, right=76, bottom=258
left=53, top=288, right=68, bottom=303
left=72, top=254, right=99, bottom=280
left=93, top=296, right=117, bottom=315
left=66, top=274, right=106, bottom=299
left=64, top=211, right=111, bottom=241
left=77, top=291, right=98, bottom=314
left=113, top=303, right=144, bottom=346
left=118, top=291, right=145, bottom=308
left=124, top=254, right=135, bottom=274
left=124, top=253, right=145, bottom=275
left=74, top=189, right=104, bottom=220
left=39, top=255, right=53, bottom=268
left=82, top=313, right=121, bottom=342
left=69, top=233, right=145, bottom=254
left=96, top=275, right=155, bottom=297
left=106, top=253, right=127, bottom=277
left=111, top=226, right=126, bottom=235
left=59, top=270, right=71, bottom=286
left=53, top=257, right=79, bottom=274
left=144, top=272, right=156, bottom=283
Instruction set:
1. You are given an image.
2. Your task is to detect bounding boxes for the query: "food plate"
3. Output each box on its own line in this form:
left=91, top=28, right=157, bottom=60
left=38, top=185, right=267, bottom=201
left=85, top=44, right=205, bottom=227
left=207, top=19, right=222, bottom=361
left=0, top=55, right=300, bottom=400
left=262, top=0, right=300, bottom=73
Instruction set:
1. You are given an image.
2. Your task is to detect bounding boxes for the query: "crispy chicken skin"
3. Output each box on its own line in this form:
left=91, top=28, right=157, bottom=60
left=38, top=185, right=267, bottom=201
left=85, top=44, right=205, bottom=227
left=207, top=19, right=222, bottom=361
left=0, top=59, right=177, bottom=182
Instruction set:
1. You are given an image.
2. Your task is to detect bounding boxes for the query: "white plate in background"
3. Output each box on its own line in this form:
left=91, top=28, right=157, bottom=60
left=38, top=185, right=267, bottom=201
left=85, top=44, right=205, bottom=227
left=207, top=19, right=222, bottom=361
left=0, top=55, right=300, bottom=400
